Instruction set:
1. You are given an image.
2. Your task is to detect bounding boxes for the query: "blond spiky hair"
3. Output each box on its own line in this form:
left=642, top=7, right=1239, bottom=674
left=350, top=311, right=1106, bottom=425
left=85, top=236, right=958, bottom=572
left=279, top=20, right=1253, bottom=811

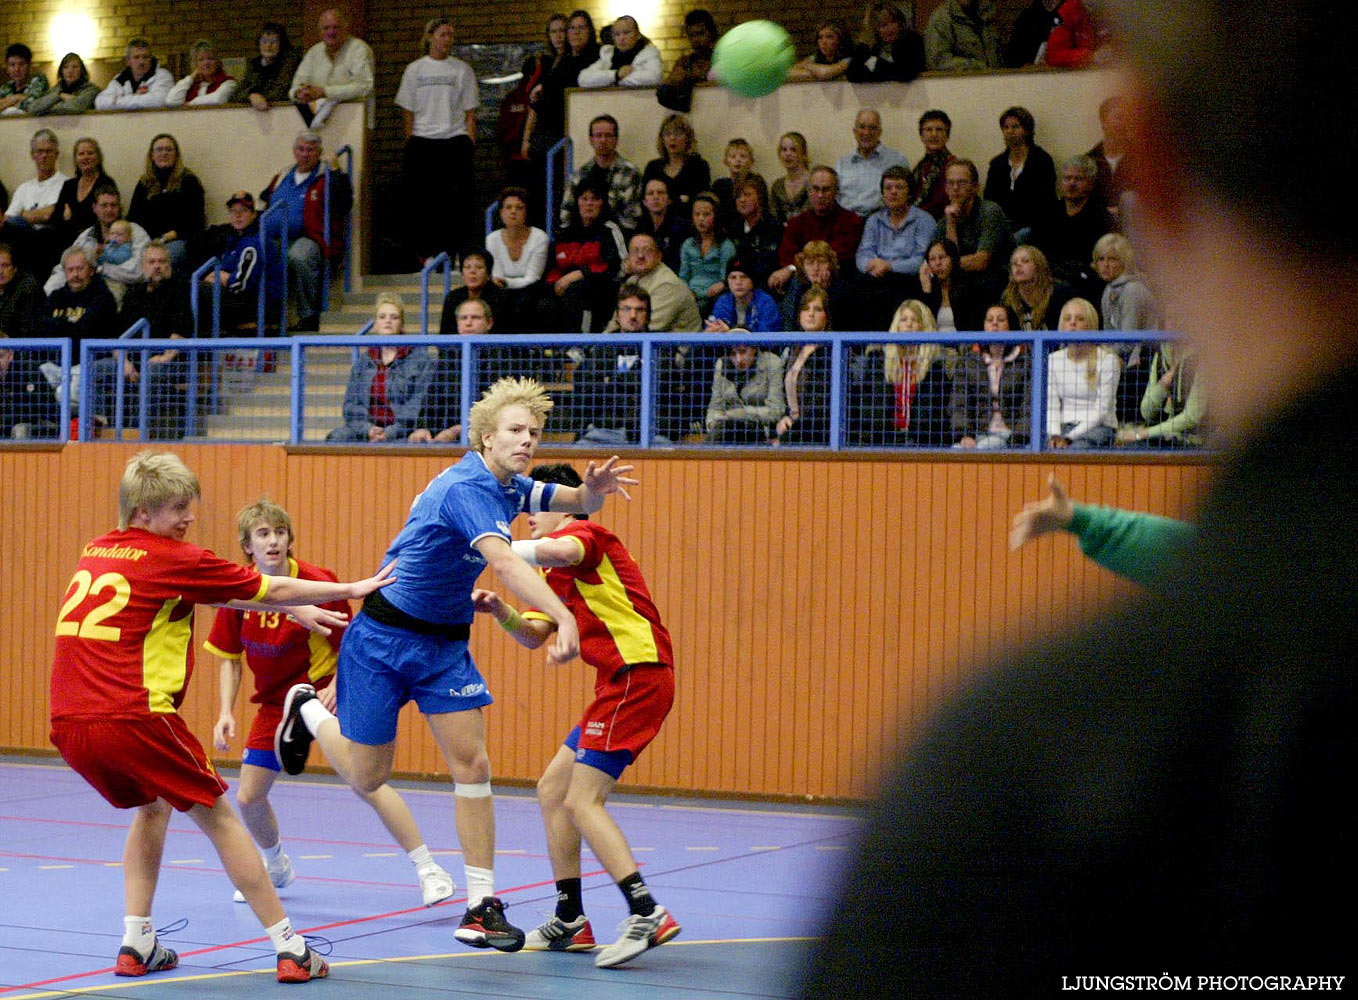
left=468, top=377, right=553, bottom=452
left=118, top=451, right=200, bottom=529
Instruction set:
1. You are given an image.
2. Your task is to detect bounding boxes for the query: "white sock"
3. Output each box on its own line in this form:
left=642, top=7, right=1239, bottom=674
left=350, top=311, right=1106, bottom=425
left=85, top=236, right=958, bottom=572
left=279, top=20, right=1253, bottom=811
left=122, top=915, right=154, bottom=953
left=266, top=916, right=306, bottom=958
left=261, top=841, right=283, bottom=865
left=408, top=844, right=435, bottom=871
left=299, top=698, right=332, bottom=736
left=465, top=865, right=494, bottom=909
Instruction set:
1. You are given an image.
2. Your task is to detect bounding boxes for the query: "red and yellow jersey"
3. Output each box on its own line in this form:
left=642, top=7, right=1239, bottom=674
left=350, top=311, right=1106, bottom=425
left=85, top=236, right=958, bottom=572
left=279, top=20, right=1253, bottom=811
left=51, top=528, right=267, bottom=722
left=524, top=521, right=673, bottom=678
left=205, top=557, right=344, bottom=706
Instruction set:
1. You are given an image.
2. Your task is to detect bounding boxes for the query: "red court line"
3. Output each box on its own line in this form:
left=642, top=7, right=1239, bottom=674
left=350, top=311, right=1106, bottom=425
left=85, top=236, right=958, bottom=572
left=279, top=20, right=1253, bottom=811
left=1, top=869, right=608, bottom=994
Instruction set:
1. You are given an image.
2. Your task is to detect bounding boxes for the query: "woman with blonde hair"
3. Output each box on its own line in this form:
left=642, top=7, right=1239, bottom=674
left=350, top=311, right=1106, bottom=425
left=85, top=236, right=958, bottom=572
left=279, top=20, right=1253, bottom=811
left=1094, top=232, right=1162, bottom=422
left=642, top=114, right=711, bottom=209
left=166, top=39, right=238, bottom=105
left=770, top=132, right=812, bottom=223
left=52, top=136, right=116, bottom=246
left=327, top=293, right=433, bottom=443
left=1046, top=296, right=1119, bottom=449
left=1002, top=244, right=1072, bottom=331
left=851, top=299, right=949, bottom=445
left=780, top=240, right=850, bottom=330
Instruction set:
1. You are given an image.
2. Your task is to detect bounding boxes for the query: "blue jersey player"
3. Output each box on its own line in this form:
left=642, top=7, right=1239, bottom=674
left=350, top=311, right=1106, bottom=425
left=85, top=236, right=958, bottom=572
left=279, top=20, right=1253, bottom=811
left=277, top=377, right=637, bottom=950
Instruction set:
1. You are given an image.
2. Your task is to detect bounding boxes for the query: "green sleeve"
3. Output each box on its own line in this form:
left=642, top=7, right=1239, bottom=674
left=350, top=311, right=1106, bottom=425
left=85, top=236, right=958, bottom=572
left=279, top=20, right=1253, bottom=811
left=1066, top=503, right=1197, bottom=591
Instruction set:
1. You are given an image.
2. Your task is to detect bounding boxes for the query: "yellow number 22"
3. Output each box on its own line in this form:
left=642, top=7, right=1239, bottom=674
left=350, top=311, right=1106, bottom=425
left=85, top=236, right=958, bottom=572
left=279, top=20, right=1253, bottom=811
left=56, top=570, right=132, bottom=641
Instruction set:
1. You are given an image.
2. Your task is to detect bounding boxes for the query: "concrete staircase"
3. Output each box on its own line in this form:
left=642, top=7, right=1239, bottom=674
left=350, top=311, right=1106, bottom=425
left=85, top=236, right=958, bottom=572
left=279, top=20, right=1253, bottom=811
left=193, top=273, right=448, bottom=443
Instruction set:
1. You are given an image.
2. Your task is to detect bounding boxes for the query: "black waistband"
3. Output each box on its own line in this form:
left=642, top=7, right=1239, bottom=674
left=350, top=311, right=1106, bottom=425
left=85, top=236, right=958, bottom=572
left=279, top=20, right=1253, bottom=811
left=362, top=589, right=470, bottom=641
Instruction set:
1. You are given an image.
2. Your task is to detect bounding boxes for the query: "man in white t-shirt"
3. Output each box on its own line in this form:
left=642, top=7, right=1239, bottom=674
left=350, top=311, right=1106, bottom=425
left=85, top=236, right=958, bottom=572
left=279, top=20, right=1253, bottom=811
left=396, top=17, right=479, bottom=265
left=1, top=129, right=71, bottom=275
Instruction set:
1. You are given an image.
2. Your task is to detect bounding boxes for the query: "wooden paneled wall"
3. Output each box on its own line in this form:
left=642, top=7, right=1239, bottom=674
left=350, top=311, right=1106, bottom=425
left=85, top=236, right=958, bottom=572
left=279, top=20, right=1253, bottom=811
left=1, top=446, right=1213, bottom=801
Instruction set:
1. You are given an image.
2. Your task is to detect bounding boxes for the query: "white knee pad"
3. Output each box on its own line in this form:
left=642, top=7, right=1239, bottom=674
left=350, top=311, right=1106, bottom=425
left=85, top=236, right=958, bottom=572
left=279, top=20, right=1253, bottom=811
left=454, top=781, right=493, bottom=799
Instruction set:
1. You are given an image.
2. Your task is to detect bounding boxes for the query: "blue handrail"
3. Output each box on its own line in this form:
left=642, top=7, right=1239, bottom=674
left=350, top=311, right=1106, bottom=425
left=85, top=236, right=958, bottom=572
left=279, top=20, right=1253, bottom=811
left=189, top=257, right=222, bottom=338
left=546, top=137, right=572, bottom=242
left=420, top=253, right=453, bottom=335
left=484, top=200, right=499, bottom=238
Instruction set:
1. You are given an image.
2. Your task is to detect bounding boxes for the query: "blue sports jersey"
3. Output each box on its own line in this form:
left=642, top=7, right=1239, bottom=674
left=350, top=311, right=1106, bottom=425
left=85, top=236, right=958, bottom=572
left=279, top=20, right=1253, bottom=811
left=378, top=452, right=557, bottom=624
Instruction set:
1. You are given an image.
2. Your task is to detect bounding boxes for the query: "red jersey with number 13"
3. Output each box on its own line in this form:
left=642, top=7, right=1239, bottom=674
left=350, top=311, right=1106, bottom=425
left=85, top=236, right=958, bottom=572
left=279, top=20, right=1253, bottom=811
left=51, top=528, right=267, bottom=722
left=525, top=520, right=672, bottom=679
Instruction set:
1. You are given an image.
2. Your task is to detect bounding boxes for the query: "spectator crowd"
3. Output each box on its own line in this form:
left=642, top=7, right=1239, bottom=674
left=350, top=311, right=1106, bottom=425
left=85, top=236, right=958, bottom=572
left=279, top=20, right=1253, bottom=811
left=1, top=2, right=1196, bottom=450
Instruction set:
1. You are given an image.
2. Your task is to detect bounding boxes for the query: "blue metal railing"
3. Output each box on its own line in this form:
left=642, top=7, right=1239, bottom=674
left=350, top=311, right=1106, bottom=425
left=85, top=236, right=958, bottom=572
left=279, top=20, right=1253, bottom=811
left=485, top=200, right=499, bottom=238
left=189, top=257, right=222, bottom=338
left=2, top=338, right=70, bottom=440
left=420, top=253, right=454, bottom=335
left=258, top=206, right=288, bottom=335
left=545, top=137, right=571, bottom=242
left=52, top=329, right=1191, bottom=449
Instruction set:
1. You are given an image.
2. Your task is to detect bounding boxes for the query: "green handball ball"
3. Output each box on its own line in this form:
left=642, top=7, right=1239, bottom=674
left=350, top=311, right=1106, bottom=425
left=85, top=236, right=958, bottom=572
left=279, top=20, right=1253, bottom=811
left=714, top=20, right=795, bottom=99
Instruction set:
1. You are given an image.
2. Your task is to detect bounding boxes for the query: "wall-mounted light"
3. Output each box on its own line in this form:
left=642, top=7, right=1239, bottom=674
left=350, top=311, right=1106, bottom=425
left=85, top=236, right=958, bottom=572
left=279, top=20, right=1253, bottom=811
left=48, top=11, right=98, bottom=59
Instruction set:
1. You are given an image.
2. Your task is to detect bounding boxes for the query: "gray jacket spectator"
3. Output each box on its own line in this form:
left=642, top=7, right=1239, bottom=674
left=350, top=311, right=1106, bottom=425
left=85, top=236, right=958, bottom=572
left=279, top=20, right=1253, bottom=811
left=924, top=0, right=1002, bottom=70
left=604, top=234, right=701, bottom=332
left=706, top=342, right=786, bottom=443
left=327, top=294, right=430, bottom=443
left=26, top=53, right=100, bottom=116
left=94, top=39, right=175, bottom=110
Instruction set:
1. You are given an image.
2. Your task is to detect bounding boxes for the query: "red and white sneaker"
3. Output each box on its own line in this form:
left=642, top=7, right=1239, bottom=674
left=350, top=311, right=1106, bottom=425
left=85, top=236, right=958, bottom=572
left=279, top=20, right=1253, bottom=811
left=454, top=896, right=525, bottom=952
left=115, top=939, right=179, bottom=977
left=277, top=946, right=329, bottom=983
left=522, top=914, right=596, bottom=952
left=594, top=905, right=681, bottom=969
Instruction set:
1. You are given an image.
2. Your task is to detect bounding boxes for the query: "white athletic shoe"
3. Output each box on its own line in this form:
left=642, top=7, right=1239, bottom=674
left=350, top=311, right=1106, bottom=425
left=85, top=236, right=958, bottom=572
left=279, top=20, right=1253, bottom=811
left=232, top=851, right=295, bottom=902
left=420, top=864, right=456, bottom=906
left=594, top=905, right=681, bottom=968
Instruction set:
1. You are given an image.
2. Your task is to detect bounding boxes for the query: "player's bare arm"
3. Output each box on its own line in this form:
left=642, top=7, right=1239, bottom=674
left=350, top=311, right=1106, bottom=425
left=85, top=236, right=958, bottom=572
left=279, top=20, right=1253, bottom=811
left=511, top=536, right=586, bottom=568
left=475, top=537, right=580, bottom=665
left=550, top=456, right=638, bottom=512
left=229, top=560, right=397, bottom=610
left=213, top=658, right=243, bottom=750
left=472, top=588, right=556, bottom=650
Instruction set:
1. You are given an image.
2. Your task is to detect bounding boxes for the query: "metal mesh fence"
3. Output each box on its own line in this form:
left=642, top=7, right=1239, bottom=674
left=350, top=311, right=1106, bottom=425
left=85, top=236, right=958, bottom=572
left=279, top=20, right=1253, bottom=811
left=35, top=332, right=1204, bottom=451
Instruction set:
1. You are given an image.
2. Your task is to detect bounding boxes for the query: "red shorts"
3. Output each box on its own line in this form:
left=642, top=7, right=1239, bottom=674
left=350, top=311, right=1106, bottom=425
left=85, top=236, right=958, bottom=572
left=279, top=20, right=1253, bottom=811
left=246, top=703, right=284, bottom=753
left=51, top=714, right=228, bottom=812
left=577, top=664, right=674, bottom=758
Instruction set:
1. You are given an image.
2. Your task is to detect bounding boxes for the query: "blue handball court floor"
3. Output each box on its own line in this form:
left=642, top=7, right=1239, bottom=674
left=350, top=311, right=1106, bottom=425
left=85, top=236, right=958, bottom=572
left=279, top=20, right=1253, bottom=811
left=0, top=759, right=859, bottom=999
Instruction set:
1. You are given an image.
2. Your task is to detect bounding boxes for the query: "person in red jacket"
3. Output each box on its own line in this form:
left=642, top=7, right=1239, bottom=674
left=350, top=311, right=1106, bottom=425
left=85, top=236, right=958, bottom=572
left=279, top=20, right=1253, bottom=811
left=1044, top=0, right=1103, bottom=68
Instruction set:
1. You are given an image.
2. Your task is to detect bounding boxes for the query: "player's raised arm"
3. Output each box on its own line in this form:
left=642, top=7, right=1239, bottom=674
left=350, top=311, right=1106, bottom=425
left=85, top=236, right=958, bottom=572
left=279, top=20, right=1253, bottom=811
left=549, top=456, right=638, bottom=513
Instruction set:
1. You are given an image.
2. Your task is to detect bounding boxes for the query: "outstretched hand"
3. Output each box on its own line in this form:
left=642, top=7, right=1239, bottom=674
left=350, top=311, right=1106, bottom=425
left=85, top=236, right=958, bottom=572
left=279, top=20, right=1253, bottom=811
left=583, top=456, right=638, bottom=501
left=1009, top=475, right=1075, bottom=551
left=289, top=604, right=351, bottom=636
left=349, top=559, right=397, bottom=600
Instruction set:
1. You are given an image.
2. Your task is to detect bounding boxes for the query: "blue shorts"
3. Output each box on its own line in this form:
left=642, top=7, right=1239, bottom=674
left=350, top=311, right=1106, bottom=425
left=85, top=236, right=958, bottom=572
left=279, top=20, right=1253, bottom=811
left=337, top=612, right=494, bottom=746
left=564, top=725, right=634, bottom=780
left=242, top=747, right=281, bottom=771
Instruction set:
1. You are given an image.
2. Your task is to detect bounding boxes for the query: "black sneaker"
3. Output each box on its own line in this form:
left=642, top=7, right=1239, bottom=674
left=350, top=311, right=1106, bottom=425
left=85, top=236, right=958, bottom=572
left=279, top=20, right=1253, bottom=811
left=275, top=684, right=317, bottom=775
left=454, top=896, right=526, bottom=953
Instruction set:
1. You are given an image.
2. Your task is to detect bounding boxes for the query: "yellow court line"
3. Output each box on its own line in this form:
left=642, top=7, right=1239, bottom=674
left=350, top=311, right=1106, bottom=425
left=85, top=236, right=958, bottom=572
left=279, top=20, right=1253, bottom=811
left=0, top=937, right=821, bottom=1000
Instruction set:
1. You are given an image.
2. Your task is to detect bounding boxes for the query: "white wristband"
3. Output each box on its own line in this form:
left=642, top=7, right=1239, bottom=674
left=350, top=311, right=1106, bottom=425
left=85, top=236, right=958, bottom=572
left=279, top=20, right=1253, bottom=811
left=511, top=539, right=542, bottom=566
